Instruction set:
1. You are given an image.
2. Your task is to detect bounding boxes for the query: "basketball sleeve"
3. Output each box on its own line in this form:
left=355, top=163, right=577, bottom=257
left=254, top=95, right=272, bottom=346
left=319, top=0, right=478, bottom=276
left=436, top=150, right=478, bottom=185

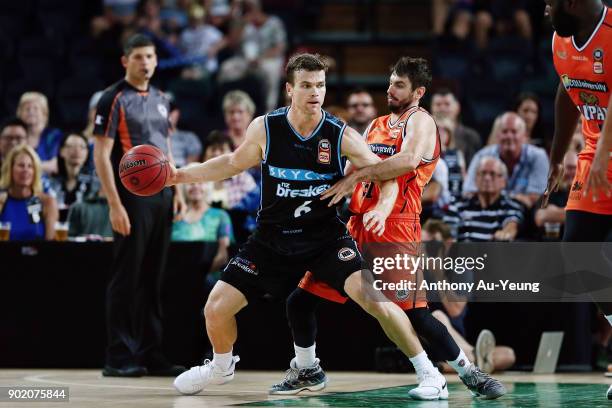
left=93, top=89, right=121, bottom=139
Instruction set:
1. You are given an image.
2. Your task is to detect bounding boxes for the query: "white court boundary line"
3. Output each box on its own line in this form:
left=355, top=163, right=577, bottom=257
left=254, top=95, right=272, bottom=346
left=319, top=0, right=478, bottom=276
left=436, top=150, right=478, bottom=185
left=23, top=374, right=269, bottom=395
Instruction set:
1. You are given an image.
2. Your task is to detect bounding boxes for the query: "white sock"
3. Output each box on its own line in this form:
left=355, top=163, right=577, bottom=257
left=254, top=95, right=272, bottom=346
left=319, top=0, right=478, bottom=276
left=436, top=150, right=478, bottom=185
left=448, top=349, right=473, bottom=377
left=213, top=350, right=233, bottom=371
left=294, top=343, right=316, bottom=368
left=606, top=315, right=612, bottom=327
left=409, top=351, right=436, bottom=377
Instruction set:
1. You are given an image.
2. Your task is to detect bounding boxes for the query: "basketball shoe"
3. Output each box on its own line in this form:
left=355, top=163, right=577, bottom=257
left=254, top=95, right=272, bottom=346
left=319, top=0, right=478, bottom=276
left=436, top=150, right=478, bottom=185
left=408, top=367, right=449, bottom=400
left=269, top=358, right=327, bottom=395
left=460, top=364, right=506, bottom=399
left=173, top=356, right=240, bottom=395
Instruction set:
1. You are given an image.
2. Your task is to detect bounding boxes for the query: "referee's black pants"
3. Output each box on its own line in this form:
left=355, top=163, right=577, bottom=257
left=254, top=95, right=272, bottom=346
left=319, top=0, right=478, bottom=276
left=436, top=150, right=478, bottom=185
left=106, top=187, right=173, bottom=368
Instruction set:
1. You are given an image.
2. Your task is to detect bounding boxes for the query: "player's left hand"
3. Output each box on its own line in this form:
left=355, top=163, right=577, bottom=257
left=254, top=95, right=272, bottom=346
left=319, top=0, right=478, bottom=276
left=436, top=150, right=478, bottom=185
left=584, top=149, right=611, bottom=202
left=321, top=172, right=361, bottom=206
left=363, top=210, right=386, bottom=236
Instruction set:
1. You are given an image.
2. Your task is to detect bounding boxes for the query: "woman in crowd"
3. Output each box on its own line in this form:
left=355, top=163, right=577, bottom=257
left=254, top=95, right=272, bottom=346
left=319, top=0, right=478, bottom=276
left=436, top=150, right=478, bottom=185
left=513, top=92, right=544, bottom=146
left=0, top=145, right=58, bottom=240
left=16, top=92, right=63, bottom=175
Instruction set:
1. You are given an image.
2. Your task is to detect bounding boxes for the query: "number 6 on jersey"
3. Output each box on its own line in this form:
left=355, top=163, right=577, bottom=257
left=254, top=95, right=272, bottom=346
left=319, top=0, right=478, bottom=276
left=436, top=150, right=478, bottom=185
left=294, top=200, right=313, bottom=218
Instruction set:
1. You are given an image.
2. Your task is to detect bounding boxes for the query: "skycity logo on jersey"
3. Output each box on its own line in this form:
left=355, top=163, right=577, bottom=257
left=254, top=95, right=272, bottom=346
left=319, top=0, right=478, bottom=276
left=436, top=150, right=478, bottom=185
left=276, top=183, right=330, bottom=198
left=268, top=165, right=337, bottom=181
left=369, top=143, right=396, bottom=156
left=561, top=75, right=608, bottom=92
left=579, top=92, right=608, bottom=121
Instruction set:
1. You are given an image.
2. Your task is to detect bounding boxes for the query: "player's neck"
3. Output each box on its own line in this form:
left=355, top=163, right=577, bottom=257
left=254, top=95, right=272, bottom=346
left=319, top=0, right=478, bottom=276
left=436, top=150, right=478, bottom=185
left=125, top=75, right=149, bottom=91
left=287, top=105, right=322, bottom=136
left=574, top=4, right=605, bottom=46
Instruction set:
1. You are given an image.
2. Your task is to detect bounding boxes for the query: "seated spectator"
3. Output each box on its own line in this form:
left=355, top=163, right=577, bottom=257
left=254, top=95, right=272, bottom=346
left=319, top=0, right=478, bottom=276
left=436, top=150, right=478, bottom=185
left=204, top=131, right=259, bottom=242
left=179, top=4, right=226, bottom=74
left=438, top=116, right=466, bottom=201
left=534, top=151, right=577, bottom=240
left=172, top=180, right=233, bottom=287
left=17, top=92, right=63, bottom=175
left=0, top=145, right=58, bottom=240
left=513, top=92, right=544, bottom=146
left=48, top=133, right=97, bottom=221
left=423, top=219, right=516, bottom=373
left=473, top=0, right=532, bottom=49
left=68, top=186, right=113, bottom=241
left=432, top=0, right=473, bottom=40
left=223, top=90, right=255, bottom=149
left=431, top=88, right=481, bottom=165
left=169, top=104, right=202, bottom=168
left=0, top=117, right=28, bottom=169
left=346, top=88, right=377, bottom=136
left=422, top=158, right=451, bottom=222
left=463, top=112, right=549, bottom=209
left=446, top=157, right=524, bottom=242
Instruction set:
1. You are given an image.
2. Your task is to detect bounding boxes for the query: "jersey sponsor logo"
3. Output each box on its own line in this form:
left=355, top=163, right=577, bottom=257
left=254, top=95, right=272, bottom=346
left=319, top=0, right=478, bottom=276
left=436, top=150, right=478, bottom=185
left=369, top=143, right=396, bottom=156
left=561, top=75, right=608, bottom=92
left=396, top=289, right=409, bottom=301
left=578, top=92, right=608, bottom=121
left=268, top=165, right=337, bottom=181
left=317, top=138, right=331, bottom=164
left=157, top=104, right=168, bottom=118
left=338, top=247, right=356, bottom=261
left=571, top=55, right=588, bottom=61
left=95, top=114, right=104, bottom=126
left=276, top=183, right=330, bottom=198
left=229, top=257, right=257, bottom=275
left=572, top=180, right=584, bottom=192
left=556, top=50, right=568, bottom=59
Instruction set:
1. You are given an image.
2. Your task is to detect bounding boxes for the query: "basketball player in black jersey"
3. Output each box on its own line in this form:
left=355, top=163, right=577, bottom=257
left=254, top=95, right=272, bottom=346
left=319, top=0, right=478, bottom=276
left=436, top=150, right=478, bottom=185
left=167, top=53, right=441, bottom=396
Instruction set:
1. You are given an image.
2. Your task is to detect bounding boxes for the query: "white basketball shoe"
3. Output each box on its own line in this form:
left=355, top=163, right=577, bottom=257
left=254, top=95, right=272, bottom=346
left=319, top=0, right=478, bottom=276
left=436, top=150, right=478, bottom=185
left=408, top=367, right=449, bottom=400
left=173, top=356, right=240, bottom=395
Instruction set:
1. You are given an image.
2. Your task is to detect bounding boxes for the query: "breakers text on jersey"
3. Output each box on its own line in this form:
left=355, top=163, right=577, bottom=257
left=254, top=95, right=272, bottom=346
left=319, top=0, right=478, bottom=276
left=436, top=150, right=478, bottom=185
left=276, top=183, right=330, bottom=198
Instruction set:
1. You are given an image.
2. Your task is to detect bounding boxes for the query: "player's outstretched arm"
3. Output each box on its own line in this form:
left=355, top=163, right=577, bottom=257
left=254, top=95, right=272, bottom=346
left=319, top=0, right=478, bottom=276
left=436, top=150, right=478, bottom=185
left=543, top=83, right=580, bottom=207
left=166, top=117, right=265, bottom=186
left=321, top=112, right=436, bottom=204
left=585, top=94, right=612, bottom=199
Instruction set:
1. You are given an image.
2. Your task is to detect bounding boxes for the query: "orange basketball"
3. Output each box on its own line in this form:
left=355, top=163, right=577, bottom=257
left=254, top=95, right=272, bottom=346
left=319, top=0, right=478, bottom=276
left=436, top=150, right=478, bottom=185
left=119, top=144, right=169, bottom=196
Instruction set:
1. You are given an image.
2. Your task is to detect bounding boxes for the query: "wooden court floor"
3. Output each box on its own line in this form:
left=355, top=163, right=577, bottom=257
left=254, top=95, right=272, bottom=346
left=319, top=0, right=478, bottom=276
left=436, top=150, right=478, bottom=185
left=0, top=369, right=610, bottom=407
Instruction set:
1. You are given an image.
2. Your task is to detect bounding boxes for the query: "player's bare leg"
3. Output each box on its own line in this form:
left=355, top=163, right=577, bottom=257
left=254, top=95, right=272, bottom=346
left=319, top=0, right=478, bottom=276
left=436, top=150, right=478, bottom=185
left=173, top=281, right=246, bottom=394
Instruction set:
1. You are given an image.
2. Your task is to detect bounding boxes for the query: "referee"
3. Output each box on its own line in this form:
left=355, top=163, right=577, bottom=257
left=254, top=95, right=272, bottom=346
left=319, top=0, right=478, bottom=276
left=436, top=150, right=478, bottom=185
left=93, top=34, right=185, bottom=377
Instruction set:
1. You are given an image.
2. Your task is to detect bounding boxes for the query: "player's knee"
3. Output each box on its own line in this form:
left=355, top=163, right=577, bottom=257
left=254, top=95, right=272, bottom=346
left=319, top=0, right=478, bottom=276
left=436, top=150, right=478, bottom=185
left=286, top=288, right=318, bottom=324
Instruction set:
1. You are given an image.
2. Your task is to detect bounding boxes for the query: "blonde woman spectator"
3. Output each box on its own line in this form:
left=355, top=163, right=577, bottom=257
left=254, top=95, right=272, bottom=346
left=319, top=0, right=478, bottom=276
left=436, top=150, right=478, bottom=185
left=17, top=92, right=63, bottom=175
left=223, top=90, right=255, bottom=149
left=0, top=145, right=58, bottom=240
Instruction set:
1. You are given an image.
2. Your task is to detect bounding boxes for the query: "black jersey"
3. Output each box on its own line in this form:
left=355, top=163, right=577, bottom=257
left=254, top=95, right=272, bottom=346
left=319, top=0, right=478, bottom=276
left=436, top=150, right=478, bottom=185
left=258, top=107, right=347, bottom=227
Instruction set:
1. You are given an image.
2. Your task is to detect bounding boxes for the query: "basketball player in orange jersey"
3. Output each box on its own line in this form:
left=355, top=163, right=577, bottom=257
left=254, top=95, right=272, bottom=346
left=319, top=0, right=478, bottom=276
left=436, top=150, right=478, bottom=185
left=543, top=0, right=612, bottom=400
left=270, top=57, right=506, bottom=401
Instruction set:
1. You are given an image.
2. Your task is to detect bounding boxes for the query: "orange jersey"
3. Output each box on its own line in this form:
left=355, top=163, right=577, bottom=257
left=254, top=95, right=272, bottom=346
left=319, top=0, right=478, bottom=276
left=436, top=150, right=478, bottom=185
left=552, top=7, right=612, bottom=214
left=349, top=106, right=441, bottom=217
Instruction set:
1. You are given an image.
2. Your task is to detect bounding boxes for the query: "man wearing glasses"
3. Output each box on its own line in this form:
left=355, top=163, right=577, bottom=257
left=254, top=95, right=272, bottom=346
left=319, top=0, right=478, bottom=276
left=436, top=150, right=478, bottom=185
left=346, top=88, right=377, bottom=136
left=0, top=117, right=28, bottom=169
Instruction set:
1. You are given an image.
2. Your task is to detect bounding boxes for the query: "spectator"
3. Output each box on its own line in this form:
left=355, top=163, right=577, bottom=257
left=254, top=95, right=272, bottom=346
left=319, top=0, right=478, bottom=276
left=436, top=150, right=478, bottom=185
left=48, top=133, right=97, bottom=222
left=0, top=145, right=58, bottom=241
left=172, top=180, right=233, bottom=287
left=512, top=92, right=544, bottom=146
left=0, top=117, right=28, bottom=169
left=168, top=105, right=203, bottom=168
left=422, top=219, right=516, bottom=373
left=179, top=4, right=226, bottom=74
left=17, top=92, right=63, bottom=175
left=346, top=88, right=377, bottom=136
left=68, top=186, right=113, bottom=241
left=446, top=157, right=524, bottom=242
left=223, top=90, right=255, bottom=149
left=160, top=0, right=191, bottom=31
left=230, top=0, right=287, bottom=111
left=422, top=158, right=451, bottom=222
left=463, top=112, right=549, bottom=209
left=438, top=116, right=466, bottom=201
left=534, top=151, right=578, bottom=240
left=431, top=88, right=481, bottom=165
left=432, top=0, right=473, bottom=40
left=473, top=1, right=532, bottom=50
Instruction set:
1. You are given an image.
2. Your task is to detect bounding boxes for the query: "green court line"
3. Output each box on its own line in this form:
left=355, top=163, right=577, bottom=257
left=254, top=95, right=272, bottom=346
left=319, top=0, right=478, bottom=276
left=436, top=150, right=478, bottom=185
left=238, top=382, right=611, bottom=407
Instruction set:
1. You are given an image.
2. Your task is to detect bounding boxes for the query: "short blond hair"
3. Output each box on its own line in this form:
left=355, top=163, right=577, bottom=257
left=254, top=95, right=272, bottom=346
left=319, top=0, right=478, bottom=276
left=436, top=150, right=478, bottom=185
left=222, top=90, right=256, bottom=116
left=0, top=144, right=43, bottom=195
left=17, top=92, right=49, bottom=126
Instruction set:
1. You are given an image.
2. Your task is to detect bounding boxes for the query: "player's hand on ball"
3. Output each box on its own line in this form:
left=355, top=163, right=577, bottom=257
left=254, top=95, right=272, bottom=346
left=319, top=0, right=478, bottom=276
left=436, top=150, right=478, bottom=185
left=109, top=203, right=131, bottom=236
left=165, top=162, right=178, bottom=187
left=363, top=210, right=386, bottom=236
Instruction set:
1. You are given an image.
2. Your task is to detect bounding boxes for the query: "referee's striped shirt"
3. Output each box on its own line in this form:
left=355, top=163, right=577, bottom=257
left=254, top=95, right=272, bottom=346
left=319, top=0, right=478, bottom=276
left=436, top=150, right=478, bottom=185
left=443, top=194, right=525, bottom=242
